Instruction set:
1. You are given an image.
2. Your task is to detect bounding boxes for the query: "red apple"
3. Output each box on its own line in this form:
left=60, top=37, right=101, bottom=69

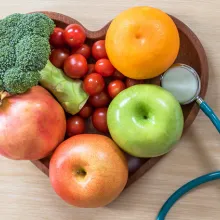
left=49, top=134, right=128, bottom=208
left=0, top=86, right=66, bottom=160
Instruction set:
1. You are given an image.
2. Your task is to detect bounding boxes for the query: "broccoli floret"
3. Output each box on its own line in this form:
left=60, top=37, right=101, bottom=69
left=16, top=13, right=55, bottom=40
left=0, top=12, right=55, bottom=95
left=15, top=35, right=51, bottom=71
left=0, top=13, right=24, bottom=46
left=0, top=45, right=16, bottom=72
left=3, top=68, right=41, bottom=94
left=0, top=79, right=3, bottom=91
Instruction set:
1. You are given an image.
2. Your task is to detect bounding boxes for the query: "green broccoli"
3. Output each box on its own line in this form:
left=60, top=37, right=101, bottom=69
left=0, top=12, right=55, bottom=94
left=0, top=79, right=3, bottom=92
left=3, top=68, right=40, bottom=94
left=15, top=35, right=51, bottom=71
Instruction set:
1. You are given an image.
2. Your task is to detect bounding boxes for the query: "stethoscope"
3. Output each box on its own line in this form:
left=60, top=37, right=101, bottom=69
left=156, top=64, right=220, bottom=219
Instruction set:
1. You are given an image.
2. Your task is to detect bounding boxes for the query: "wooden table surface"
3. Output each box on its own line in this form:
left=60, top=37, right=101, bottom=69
left=0, top=0, right=220, bottom=219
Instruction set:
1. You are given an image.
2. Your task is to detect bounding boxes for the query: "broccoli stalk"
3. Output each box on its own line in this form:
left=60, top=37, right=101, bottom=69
left=40, top=61, right=88, bottom=115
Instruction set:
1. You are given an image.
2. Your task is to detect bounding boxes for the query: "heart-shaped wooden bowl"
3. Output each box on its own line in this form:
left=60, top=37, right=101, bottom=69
left=31, top=11, right=208, bottom=187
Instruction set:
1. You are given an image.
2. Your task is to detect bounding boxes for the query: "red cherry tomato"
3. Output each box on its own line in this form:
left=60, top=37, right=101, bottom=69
left=87, top=64, right=95, bottom=74
left=95, top=59, right=115, bottom=77
left=125, top=78, right=144, bottom=88
left=64, top=24, right=86, bottom=47
left=92, top=40, right=107, bottom=60
left=108, top=80, right=126, bottom=98
left=88, top=91, right=111, bottom=108
left=78, top=103, right=93, bottom=118
left=72, top=44, right=91, bottom=59
left=49, top=48, right=70, bottom=68
left=83, top=73, right=105, bottom=96
left=64, top=54, right=88, bottom=78
left=92, top=108, right=108, bottom=133
left=49, top=27, right=66, bottom=48
left=66, top=116, right=85, bottom=137
left=112, top=70, right=125, bottom=80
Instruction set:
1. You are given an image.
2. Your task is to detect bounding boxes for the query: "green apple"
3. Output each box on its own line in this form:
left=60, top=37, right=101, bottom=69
left=107, top=84, right=184, bottom=158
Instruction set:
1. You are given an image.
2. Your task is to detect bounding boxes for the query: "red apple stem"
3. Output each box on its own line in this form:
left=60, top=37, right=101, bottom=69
left=0, top=91, right=10, bottom=105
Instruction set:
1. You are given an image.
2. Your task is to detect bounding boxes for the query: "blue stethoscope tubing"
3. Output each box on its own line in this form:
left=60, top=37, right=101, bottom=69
left=196, top=97, right=220, bottom=133
left=156, top=171, right=220, bottom=220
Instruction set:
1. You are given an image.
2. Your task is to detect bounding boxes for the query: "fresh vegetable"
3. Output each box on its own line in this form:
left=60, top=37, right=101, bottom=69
left=49, top=48, right=70, bottom=68
left=95, top=58, right=115, bottom=77
left=83, top=73, right=105, bottom=96
left=78, top=103, right=93, bottom=118
left=66, top=116, right=85, bottom=137
left=125, top=78, right=144, bottom=88
left=0, top=12, right=55, bottom=94
left=108, top=80, right=126, bottom=98
left=88, top=91, right=111, bottom=108
left=92, top=40, right=107, bottom=60
left=87, top=64, right=95, bottom=75
left=112, top=70, right=125, bottom=80
left=49, top=27, right=66, bottom=48
left=73, top=44, right=91, bottom=59
left=92, top=107, right=108, bottom=133
left=64, top=24, right=86, bottom=47
left=39, top=61, right=88, bottom=115
left=64, top=54, right=88, bottom=78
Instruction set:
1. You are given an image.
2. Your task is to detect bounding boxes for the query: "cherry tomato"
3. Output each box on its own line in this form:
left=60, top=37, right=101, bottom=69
left=89, top=91, right=111, bottom=108
left=78, top=103, right=93, bottom=118
left=49, top=27, right=66, bottom=48
left=87, top=64, right=95, bottom=74
left=64, top=24, right=86, bottom=47
left=92, top=108, right=108, bottom=133
left=95, top=59, right=115, bottom=77
left=66, top=116, right=85, bottom=137
left=112, top=70, right=125, bottom=80
left=92, top=40, right=107, bottom=60
left=108, top=80, right=126, bottom=98
left=83, top=73, right=105, bottom=96
left=72, top=44, right=91, bottom=59
left=64, top=54, right=88, bottom=78
left=125, top=78, right=144, bottom=88
left=49, top=48, right=70, bottom=68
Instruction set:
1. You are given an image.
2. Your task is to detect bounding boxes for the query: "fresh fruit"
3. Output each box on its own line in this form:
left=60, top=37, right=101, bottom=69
left=49, top=134, right=128, bottom=208
left=64, top=24, right=86, bottom=47
left=0, top=86, right=66, bottom=160
left=88, top=91, right=111, bottom=108
left=66, top=116, right=85, bottom=137
left=113, top=70, right=125, bottom=80
left=92, top=40, right=107, bottom=60
left=108, top=80, right=126, bottom=98
left=125, top=78, right=144, bottom=88
left=64, top=54, right=88, bottom=78
left=105, top=6, right=180, bottom=79
left=83, top=73, right=105, bottom=96
left=95, top=58, right=115, bottom=77
left=49, top=48, right=70, bottom=68
left=73, top=44, right=91, bottom=59
left=92, top=108, right=108, bottom=133
left=50, top=27, right=66, bottom=48
left=78, top=103, right=93, bottom=118
left=107, top=84, right=184, bottom=157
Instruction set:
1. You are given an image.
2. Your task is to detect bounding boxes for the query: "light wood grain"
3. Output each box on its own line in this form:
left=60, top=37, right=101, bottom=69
left=0, top=1, right=220, bottom=219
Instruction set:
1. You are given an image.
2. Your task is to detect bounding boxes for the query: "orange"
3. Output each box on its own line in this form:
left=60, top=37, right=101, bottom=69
left=105, top=6, right=180, bottom=79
